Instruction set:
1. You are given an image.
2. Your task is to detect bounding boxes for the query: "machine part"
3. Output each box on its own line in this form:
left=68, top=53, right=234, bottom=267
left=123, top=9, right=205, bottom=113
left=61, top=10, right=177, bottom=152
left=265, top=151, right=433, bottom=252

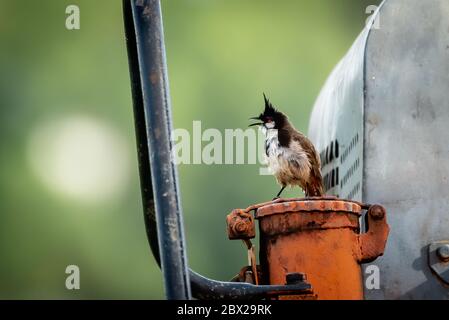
left=286, top=273, right=307, bottom=285
left=190, top=270, right=312, bottom=300
left=428, top=241, right=449, bottom=285
left=308, top=1, right=382, bottom=201
left=255, top=199, right=389, bottom=300
left=437, top=245, right=449, bottom=262
left=227, top=210, right=255, bottom=240
left=123, top=0, right=190, bottom=299
left=308, top=0, right=449, bottom=299
left=255, top=200, right=362, bottom=236
left=279, top=273, right=317, bottom=300
left=123, top=0, right=160, bottom=268
left=229, top=267, right=315, bottom=299
left=243, top=239, right=259, bottom=285
left=363, top=0, right=449, bottom=299
left=356, top=205, right=389, bottom=263
left=280, top=272, right=317, bottom=300
left=231, top=266, right=263, bottom=285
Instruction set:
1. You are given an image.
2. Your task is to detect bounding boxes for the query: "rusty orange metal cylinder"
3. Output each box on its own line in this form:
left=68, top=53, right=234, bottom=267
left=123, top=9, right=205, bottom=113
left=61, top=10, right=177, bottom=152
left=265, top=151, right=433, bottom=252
left=255, top=199, right=389, bottom=300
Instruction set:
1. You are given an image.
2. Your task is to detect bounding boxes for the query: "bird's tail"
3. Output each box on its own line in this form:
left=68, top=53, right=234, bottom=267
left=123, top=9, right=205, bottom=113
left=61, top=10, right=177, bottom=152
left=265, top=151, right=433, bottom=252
left=305, top=167, right=325, bottom=197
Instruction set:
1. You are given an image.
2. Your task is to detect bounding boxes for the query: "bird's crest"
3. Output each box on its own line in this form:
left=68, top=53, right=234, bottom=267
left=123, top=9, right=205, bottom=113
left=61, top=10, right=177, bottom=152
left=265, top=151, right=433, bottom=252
left=263, top=93, right=277, bottom=116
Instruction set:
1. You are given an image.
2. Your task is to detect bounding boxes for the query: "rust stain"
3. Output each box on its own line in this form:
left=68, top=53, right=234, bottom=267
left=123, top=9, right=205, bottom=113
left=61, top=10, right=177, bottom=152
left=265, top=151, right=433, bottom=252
left=226, top=209, right=255, bottom=240
left=356, top=205, right=390, bottom=263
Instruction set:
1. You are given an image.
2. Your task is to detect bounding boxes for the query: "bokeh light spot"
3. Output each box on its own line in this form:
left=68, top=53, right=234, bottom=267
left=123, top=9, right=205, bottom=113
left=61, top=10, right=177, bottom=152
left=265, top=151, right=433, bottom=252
left=27, top=115, right=130, bottom=204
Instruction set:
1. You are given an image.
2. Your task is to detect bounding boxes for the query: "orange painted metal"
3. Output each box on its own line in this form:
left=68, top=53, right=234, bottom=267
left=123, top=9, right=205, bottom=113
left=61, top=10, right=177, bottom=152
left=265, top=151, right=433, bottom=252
left=257, top=199, right=389, bottom=300
left=226, top=198, right=389, bottom=300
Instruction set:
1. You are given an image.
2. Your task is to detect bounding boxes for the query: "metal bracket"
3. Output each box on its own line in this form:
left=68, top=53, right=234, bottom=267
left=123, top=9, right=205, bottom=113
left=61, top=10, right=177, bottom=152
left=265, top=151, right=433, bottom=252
left=428, top=241, right=449, bottom=285
left=356, top=204, right=390, bottom=263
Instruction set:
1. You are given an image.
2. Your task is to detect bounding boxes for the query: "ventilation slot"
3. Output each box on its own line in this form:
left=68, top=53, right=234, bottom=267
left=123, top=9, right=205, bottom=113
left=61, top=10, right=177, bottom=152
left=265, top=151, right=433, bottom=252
left=346, top=182, right=361, bottom=200
left=340, top=157, right=360, bottom=189
left=341, top=133, right=359, bottom=165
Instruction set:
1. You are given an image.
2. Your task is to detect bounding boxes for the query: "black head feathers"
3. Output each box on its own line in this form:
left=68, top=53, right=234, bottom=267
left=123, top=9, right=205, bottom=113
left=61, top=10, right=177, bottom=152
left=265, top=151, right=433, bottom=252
left=263, top=93, right=277, bottom=117
left=249, top=93, right=287, bottom=128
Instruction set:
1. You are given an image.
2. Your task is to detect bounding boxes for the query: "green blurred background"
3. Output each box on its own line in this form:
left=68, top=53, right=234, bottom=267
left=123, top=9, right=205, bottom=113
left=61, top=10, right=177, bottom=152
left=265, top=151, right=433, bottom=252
left=0, top=0, right=381, bottom=299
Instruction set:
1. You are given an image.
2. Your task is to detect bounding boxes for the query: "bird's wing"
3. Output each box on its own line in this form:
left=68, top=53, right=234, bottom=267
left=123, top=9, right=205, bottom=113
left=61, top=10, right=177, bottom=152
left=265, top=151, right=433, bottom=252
left=291, top=132, right=324, bottom=196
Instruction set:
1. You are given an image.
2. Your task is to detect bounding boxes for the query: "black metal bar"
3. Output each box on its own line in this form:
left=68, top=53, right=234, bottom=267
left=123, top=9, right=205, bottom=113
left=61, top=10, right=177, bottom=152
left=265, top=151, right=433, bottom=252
left=189, top=270, right=312, bottom=300
left=123, top=0, right=160, bottom=268
left=124, top=0, right=191, bottom=300
left=123, top=0, right=313, bottom=300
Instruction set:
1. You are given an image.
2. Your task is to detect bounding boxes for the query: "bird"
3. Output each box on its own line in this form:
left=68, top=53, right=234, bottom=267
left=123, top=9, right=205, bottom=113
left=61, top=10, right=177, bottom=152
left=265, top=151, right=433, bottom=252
left=249, top=94, right=324, bottom=199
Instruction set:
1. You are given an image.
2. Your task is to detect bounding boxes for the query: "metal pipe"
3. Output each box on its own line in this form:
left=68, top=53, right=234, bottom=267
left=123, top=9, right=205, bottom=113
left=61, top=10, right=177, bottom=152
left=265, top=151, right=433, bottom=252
left=123, top=0, right=160, bottom=268
left=189, top=270, right=312, bottom=300
left=123, top=0, right=191, bottom=300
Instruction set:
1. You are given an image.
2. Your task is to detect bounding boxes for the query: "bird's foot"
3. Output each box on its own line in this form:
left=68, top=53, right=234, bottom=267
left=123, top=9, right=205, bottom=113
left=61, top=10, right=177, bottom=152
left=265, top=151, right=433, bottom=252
left=272, top=197, right=280, bottom=201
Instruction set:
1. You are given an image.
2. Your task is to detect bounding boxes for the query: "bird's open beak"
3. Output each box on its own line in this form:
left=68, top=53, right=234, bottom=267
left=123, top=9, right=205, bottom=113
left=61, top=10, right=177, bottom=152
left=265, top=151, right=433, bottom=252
left=249, top=116, right=263, bottom=127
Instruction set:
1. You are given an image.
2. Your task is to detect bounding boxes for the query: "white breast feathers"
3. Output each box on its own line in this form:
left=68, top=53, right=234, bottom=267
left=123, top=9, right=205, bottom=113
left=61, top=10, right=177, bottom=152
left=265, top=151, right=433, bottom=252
left=261, top=126, right=311, bottom=187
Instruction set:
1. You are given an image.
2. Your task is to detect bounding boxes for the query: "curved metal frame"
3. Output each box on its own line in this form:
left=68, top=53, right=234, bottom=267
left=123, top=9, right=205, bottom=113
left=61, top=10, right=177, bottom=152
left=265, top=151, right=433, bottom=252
left=123, top=0, right=313, bottom=300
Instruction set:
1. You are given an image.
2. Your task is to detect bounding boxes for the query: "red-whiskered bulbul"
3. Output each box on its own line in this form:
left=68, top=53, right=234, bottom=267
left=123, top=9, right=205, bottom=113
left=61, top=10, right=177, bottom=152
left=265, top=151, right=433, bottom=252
left=250, top=94, right=325, bottom=199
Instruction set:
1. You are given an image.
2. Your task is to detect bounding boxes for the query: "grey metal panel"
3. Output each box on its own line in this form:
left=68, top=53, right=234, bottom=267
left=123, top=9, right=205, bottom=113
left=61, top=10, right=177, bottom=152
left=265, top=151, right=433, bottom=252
left=308, top=5, right=382, bottom=201
left=363, top=0, right=449, bottom=299
left=310, top=0, right=449, bottom=299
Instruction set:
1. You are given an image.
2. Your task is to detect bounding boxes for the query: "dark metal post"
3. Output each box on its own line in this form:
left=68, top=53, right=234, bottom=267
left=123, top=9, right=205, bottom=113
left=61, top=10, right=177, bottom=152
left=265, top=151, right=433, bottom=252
left=123, top=0, right=160, bottom=268
left=124, top=0, right=191, bottom=300
left=124, top=0, right=315, bottom=300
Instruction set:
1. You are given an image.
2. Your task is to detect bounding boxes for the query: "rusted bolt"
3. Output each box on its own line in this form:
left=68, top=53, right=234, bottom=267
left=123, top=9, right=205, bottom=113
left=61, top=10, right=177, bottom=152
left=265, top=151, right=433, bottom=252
left=235, top=221, right=248, bottom=234
left=286, top=272, right=307, bottom=285
left=369, top=205, right=385, bottom=220
left=437, top=244, right=449, bottom=262
left=226, top=210, right=255, bottom=240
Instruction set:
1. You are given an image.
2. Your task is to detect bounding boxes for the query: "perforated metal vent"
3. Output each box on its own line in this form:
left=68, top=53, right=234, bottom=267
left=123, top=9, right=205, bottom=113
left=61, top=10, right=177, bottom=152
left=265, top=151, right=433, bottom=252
left=319, top=130, right=362, bottom=200
left=308, top=19, right=369, bottom=203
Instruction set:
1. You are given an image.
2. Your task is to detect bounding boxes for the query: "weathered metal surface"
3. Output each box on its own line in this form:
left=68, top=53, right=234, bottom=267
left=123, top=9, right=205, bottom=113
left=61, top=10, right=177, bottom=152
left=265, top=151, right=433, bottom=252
left=279, top=272, right=318, bottom=300
left=308, top=0, right=449, bottom=300
left=257, top=200, right=361, bottom=216
left=355, top=205, right=389, bottom=263
left=242, top=239, right=259, bottom=285
left=257, top=207, right=360, bottom=237
left=124, top=0, right=191, bottom=299
left=189, top=270, right=313, bottom=300
left=227, top=210, right=255, bottom=240
left=231, top=266, right=263, bottom=285
left=308, top=3, right=383, bottom=201
left=254, top=199, right=388, bottom=300
left=428, top=241, right=449, bottom=285
left=436, top=245, right=449, bottom=262
left=363, top=0, right=449, bottom=299
left=123, top=0, right=160, bottom=267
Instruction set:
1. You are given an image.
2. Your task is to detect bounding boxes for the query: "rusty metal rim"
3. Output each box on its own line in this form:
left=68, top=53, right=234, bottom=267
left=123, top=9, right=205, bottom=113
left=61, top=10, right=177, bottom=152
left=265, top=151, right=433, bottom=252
left=255, top=200, right=362, bottom=219
left=257, top=210, right=361, bottom=235
left=260, top=225, right=361, bottom=238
